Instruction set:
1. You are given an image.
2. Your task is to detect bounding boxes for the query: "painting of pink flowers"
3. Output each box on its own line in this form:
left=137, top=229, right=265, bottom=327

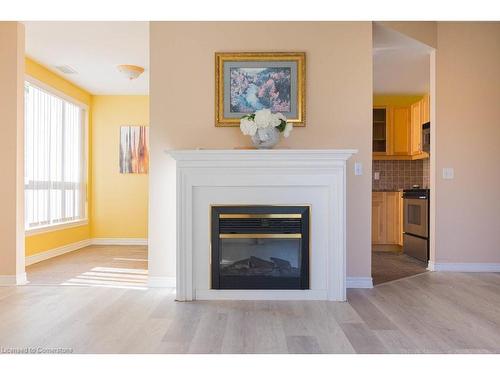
left=215, top=52, right=305, bottom=126
left=230, top=67, right=291, bottom=113
left=119, top=126, right=149, bottom=174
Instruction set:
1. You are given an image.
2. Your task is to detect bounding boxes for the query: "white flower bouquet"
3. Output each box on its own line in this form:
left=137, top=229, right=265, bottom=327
left=240, top=109, right=293, bottom=149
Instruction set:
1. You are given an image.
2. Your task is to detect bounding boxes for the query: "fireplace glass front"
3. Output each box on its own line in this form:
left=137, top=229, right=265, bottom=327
left=211, top=206, right=309, bottom=290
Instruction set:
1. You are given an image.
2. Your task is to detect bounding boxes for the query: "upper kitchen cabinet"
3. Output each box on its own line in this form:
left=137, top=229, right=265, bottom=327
left=373, top=107, right=389, bottom=155
left=392, top=106, right=411, bottom=155
left=420, top=94, right=430, bottom=124
left=410, top=100, right=422, bottom=154
left=373, top=95, right=429, bottom=160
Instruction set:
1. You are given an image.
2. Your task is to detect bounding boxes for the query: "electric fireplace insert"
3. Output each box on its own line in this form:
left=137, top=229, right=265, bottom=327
left=211, top=205, right=310, bottom=290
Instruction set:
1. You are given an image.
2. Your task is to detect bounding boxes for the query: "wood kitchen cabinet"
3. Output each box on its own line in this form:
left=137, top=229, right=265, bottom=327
left=410, top=101, right=422, bottom=155
left=420, top=94, right=430, bottom=124
left=372, top=192, right=385, bottom=243
left=372, top=192, right=403, bottom=245
left=373, top=96, right=429, bottom=160
left=373, top=107, right=389, bottom=155
left=391, top=106, right=411, bottom=156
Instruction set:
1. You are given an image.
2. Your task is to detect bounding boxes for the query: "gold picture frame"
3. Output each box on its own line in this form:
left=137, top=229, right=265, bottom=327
left=215, top=52, right=306, bottom=127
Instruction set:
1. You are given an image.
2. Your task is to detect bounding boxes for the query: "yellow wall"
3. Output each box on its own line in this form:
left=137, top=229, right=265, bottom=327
left=24, top=59, right=149, bottom=254
left=26, top=58, right=92, bottom=105
left=91, top=96, right=149, bottom=239
left=24, top=58, right=93, bottom=256
left=373, top=95, right=423, bottom=107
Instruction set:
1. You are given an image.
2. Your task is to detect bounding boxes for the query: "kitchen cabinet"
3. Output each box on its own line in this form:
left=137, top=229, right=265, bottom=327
left=373, top=107, right=389, bottom=155
left=373, top=96, right=429, bottom=160
left=420, top=94, right=430, bottom=124
left=372, top=191, right=403, bottom=245
left=391, top=106, right=411, bottom=156
left=372, top=192, right=385, bottom=244
left=410, top=101, right=422, bottom=155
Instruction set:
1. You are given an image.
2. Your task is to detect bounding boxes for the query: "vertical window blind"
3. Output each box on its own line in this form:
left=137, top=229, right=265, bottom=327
left=24, top=81, right=87, bottom=230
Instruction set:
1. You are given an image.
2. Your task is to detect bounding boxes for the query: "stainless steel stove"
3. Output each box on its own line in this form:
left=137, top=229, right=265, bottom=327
left=402, top=188, right=429, bottom=262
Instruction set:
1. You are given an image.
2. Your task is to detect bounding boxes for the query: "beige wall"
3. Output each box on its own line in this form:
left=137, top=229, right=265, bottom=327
left=0, top=22, right=25, bottom=281
left=379, top=21, right=437, bottom=48
left=382, top=21, right=500, bottom=265
left=434, top=22, right=500, bottom=263
left=149, top=22, right=373, bottom=280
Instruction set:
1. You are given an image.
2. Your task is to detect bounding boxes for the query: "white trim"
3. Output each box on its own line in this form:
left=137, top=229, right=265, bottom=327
left=168, top=148, right=358, bottom=162
left=0, top=273, right=27, bottom=286
left=91, top=238, right=148, bottom=246
left=25, top=239, right=91, bottom=266
left=168, top=148, right=357, bottom=302
left=24, top=78, right=90, bottom=230
left=195, top=289, right=328, bottom=301
left=151, top=278, right=375, bottom=291
left=25, top=219, right=88, bottom=237
left=428, top=261, right=500, bottom=272
left=148, top=276, right=176, bottom=288
left=346, top=277, right=373, bottom=289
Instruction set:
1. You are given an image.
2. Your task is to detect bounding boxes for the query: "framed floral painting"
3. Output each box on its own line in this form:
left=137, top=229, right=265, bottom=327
left=215, top=52, right=305, bottom=127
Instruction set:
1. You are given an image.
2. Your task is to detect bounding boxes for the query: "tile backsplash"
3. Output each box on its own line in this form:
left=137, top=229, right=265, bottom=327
left=373, top=159, right=430, bottom=191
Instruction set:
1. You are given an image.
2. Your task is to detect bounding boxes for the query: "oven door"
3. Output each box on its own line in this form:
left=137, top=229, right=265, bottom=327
left=403, top=197, right=428, bottom=238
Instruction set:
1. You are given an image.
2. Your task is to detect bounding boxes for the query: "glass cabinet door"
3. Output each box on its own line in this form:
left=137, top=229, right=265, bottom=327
left=373, top=108, right=387, bottom=153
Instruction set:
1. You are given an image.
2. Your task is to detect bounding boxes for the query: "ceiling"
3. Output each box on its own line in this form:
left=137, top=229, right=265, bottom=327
left=24, top=22, right=429, bottom=96
left=23, top=21, right=149, bottom=95
left=373, top=23, right=432, bottom=95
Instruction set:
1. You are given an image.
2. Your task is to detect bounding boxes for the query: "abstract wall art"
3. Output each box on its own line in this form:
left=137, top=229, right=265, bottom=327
left=119, top=126, right=149, bottom=174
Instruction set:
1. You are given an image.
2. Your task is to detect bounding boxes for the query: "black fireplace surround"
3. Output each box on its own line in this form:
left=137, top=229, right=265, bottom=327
left=211, top=205, right=310, bottom=290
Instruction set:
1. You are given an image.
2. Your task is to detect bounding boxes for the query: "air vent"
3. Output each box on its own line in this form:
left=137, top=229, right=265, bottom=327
left=55, top=65, right=78, bottom=74
left=219, top=218, right=302, bottom=234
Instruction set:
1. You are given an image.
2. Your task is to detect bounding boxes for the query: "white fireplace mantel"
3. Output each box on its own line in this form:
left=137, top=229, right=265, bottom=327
left=167, top=149, right=357, bottom=301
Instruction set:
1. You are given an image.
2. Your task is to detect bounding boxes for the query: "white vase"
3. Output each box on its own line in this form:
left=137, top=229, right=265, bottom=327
left=251, top=127, right=280, bottom=149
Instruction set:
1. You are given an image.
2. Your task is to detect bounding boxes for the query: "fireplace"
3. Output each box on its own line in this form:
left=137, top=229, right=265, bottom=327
left=168, top=149, right=355, bottom=301
left=211, top=205, right=310, bottom=290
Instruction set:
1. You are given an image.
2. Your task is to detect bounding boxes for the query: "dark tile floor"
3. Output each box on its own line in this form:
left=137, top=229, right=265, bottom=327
left=372, top=245, right=428, bottom=285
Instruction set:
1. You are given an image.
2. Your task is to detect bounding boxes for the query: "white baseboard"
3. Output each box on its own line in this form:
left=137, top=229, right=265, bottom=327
left=148, top=276, right=176, bottom=288
left=428, top=261, right=500, bottom=272
left=195, top=289, right=329, bottom=300
left=91, top=238, right=148, bottom=246
left=25, top=239, right=91, bottom=266
left=0, top=272, right=27, bottom=286
left=346, top=277, right=373, bottom=289
left=149, top=277, right=375, bottom=291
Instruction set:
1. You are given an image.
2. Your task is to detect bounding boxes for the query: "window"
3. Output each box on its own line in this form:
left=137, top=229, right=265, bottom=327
left=24, top=80, right=87, bottom=231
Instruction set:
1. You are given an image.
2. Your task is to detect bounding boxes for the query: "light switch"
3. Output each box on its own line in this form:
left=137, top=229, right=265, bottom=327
left=374, top=172, right=380, bottom=180
left=443, top=167, right=454, bottom=179
left=354, top=162, right=363, bottom=176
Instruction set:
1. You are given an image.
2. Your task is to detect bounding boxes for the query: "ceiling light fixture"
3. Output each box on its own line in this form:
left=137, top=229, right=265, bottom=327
left=117, top=64, right=145, bottom=80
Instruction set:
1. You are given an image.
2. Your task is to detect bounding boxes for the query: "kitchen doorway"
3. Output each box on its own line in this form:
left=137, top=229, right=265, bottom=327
left=371, top=23, right=435, bottom=285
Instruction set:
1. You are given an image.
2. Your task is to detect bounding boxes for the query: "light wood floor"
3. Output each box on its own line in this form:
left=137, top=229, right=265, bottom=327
left=1, top=246, right=498, bottom=353
left=26, top=245, right=148, bottom=287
